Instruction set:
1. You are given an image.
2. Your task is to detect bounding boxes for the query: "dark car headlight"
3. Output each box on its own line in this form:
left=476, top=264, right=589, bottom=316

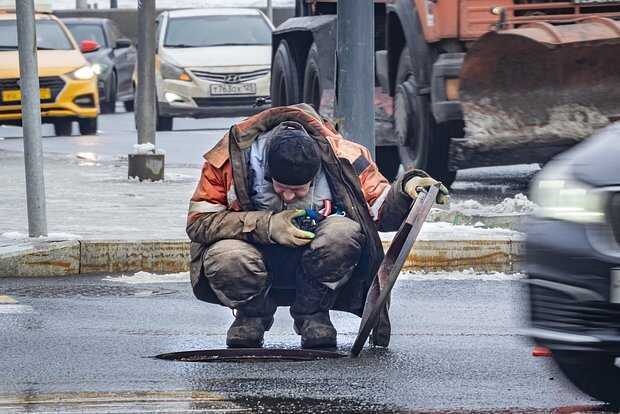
left=531, top=160, right=608, bottom=224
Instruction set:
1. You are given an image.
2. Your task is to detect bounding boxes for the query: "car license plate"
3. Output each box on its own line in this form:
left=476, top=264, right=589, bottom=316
left=1, top=88, right=51, bottom=102
left=210, top=83, right=256, bottom=96
left=611, top=268, right=620, bottom=304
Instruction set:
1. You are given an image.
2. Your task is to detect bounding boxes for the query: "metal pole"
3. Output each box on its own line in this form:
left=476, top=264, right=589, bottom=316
left=267, top=0, right=273, bottom=23
left=136, top=0, right=156, bottom=147
left=16, top=0, right=48, bottom=237
left=76, top=0, right=88, bottom=9
left=334, top=0, right=375, bottom=158
left=110, top=0, right=118, bottom=8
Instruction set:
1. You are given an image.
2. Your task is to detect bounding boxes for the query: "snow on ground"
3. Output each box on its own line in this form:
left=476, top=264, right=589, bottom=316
left=1, top=231, right=82, bottom=240
left=380, top=222, right=523, bottom=242
left=103, top=271, right=190, bottom=284
left=103, top=269, right=524, bottom=284
left=399, top=269, right=525, bottom=281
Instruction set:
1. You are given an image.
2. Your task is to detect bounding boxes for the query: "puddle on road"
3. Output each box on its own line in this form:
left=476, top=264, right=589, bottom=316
left=0, top=391, right=616, bottom=414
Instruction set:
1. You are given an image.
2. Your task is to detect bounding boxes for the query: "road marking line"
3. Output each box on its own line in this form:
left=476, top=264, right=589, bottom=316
left=0, top=295, right=17, bottom=304
left=0, top=304, right=33, bottom=314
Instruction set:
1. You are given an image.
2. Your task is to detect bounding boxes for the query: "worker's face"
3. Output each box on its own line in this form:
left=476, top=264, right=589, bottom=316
left=272, top=179, right=312, bottom=203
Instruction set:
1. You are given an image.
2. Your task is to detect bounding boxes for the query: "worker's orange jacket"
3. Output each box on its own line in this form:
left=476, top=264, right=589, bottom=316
left=186, top=104, right=427, bottom=317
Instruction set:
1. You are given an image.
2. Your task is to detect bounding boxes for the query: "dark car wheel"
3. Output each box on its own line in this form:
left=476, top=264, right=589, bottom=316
left=156, top=104, right=173, bottom=131
left=553, top=350, right=620, bottom=406
left=78, top=117, right=98, bottom=135
left=101, top=71, right=117, bottom=114
left=123, top=100, right=134, bottom=112
left=53, top=119, right=73, bottom=136
left=271, top=39, right=301, bottom=107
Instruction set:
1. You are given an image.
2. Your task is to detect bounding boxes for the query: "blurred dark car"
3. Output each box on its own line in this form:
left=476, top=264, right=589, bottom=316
left=526, top=123, right=620, bottom=405
left=63, top=17, right=136, bottom=113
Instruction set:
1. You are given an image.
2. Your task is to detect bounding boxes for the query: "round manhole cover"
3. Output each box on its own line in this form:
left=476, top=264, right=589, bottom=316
left=155, top=348, right=347, bottom=363
left=4, top=285, right=177, bottom=298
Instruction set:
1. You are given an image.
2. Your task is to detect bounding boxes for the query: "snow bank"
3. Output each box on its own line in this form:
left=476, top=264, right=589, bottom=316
left=448, top=193, right=536, bottom=215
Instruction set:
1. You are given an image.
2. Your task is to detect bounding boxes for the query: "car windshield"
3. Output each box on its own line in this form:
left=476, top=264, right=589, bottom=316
left=65, top=23, right=107, bottom=48
left=0, top=20, right=73, bottom=50
left=164, top=15, right=271, bottom=48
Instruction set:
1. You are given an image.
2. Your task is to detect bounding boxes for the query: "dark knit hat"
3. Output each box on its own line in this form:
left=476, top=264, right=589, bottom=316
left=267, top=127, right=321, bottom=185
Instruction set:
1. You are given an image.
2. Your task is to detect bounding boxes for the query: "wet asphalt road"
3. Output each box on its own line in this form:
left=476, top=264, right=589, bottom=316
left=0, top=274, right=610, bottom=413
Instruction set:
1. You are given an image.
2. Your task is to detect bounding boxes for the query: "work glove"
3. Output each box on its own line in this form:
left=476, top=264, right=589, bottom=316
left=268, top=209, right=315, bottom=247
left=404, top=176, right=450, bottom=205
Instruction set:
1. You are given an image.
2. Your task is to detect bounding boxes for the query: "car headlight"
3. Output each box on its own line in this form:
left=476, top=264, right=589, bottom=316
left=69, top=65, right=95, bottom=80
left=531, top=160, right=607, bottom=224
left=159, top=60, right=191, bottom=81
left=91, top=63, right=109, bottom=76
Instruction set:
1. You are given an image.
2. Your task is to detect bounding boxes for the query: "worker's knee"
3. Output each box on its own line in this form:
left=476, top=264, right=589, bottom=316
left=301, top=216, right=365, bottom=288
left=203, top=239, right=269, bottom=308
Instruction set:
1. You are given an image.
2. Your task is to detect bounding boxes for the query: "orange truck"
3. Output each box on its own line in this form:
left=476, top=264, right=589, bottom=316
left=271, top=0, right=620, bottom=184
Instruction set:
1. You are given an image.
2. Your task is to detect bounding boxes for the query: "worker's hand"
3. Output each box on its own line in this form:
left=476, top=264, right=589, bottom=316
left=404, top=176, right=449, bottom=205
left=268, top=209, right=315, bottom=247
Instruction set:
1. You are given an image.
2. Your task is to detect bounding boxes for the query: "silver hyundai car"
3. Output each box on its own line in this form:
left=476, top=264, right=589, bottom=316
left=154, top=8, right=274, bottom=131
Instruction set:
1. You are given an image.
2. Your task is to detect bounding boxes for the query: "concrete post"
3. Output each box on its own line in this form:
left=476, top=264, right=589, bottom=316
left=76, top=0, right=88, bottom=9
left=267, top=0, right=273, bottom=23
left=129, top=0, right=164, bottom=181
left=16, top=0, right=48, bottom=237
left=334, top=0, right=375, bottom=159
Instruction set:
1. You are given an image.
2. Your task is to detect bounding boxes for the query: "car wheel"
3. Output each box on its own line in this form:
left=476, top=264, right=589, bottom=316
left=78, top=117, right=98, bottom=135
left=395, top=47, right=456, bottom=187
left=101, top=71, right=117, bottom=114
left=123, top=100, right=134, bottom=112
left=303, top=43, right=321, bottom=110
left=553, top=350, right=620, bottom=406
left=156, top=104, right=173, bottom=131
left=53, top=119, right=73, bottom=136
left=271, top=39, right=301, bottom=107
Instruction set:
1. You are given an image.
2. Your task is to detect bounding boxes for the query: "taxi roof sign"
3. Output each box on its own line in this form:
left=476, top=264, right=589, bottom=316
left=0, top=0, right=53, bottom=13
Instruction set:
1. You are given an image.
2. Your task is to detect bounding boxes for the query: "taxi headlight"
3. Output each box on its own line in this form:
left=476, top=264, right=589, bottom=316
left=70, top=65, right=95, bottom=80
left=531, top=161, right=607, bottom=224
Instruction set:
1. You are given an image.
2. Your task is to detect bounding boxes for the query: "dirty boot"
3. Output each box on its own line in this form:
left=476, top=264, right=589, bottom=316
left=226, top=294, right=276, bottom=348
left=294, top=312, right=337, bottom=349
left=226, top=314, right=274, bottom=348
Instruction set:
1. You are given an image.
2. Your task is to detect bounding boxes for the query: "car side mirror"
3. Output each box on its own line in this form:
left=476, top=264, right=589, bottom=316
left=115, top=38, right=132, bottom=49
left=79, top=39, right=100, bottom=53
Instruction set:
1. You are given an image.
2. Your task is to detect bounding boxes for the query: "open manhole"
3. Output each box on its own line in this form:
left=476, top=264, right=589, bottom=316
left=155, top=348, right=347, bottom=363
left=3, top=285, right=177, bottom=298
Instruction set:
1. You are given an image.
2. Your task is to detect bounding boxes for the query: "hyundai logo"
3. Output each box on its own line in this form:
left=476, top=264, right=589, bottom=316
left=225, top=74, right=241, bottom=83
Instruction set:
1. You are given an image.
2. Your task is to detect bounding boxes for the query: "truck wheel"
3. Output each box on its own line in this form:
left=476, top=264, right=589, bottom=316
left=376, top=146, right=400, bottom=182
left=123, top=100, right=134, bottom=112
left=303, top=43, right=322, bottom=110
left=78, top=117, right=98, bottom=135
left=553, top=350, right=620, bottom=406
left=271, top=39, right=301, bottom=106
left=53, top=119, right=73, bottom=136
left=395, top=47, right=456, bottom=186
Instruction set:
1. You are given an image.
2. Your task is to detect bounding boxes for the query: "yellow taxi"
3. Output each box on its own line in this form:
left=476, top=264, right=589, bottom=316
left=0, top=9, right=99, bottom=136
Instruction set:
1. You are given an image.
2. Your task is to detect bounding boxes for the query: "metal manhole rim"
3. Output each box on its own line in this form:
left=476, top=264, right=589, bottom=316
left=154, top=348, right=348, bottom=363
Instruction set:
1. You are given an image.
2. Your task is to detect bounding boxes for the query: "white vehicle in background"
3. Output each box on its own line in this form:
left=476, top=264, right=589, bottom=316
left=154, top=8, right=273, bottom=131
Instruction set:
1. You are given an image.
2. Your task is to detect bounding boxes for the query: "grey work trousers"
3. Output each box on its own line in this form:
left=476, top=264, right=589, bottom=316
left=201, top=216, right=365, bottom=317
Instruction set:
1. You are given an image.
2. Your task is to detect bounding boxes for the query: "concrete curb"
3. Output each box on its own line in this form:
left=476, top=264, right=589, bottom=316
left=0, top=237, right=524, bottom=278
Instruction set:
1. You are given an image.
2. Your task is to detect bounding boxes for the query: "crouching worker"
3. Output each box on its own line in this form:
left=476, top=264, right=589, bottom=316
left=186, top=104, right=448, bottom=349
